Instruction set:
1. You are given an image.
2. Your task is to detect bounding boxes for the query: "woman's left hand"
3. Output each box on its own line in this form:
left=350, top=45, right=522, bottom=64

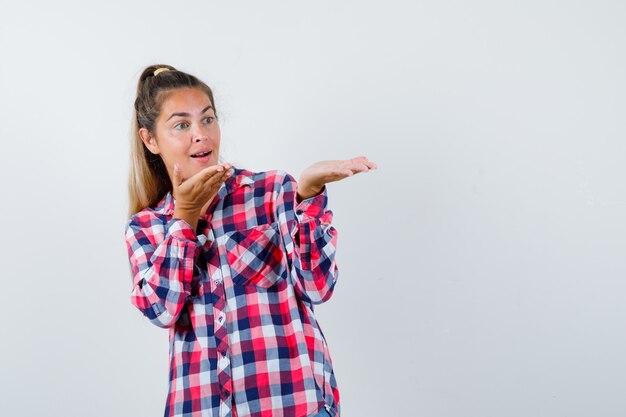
left=297, top=155, right=378, bottom=201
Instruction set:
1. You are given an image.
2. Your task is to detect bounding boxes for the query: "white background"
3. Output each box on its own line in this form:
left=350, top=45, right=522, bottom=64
left=1, top=1, right=625, bottom=416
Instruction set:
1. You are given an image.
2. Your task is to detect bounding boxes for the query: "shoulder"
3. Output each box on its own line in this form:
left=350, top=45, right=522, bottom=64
left=125, top=195, right=172, bottom=239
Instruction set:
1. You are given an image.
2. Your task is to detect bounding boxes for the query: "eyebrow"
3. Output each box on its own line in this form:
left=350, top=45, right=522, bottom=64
left=166, top=105, right=214, bottom=121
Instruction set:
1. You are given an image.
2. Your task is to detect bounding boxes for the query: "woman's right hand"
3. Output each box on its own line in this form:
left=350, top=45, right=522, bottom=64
left=172, top=162, right=233, bottom=230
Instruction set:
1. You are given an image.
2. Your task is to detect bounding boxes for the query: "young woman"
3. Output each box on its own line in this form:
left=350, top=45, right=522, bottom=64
left=126, top=64, right=377, bottom=417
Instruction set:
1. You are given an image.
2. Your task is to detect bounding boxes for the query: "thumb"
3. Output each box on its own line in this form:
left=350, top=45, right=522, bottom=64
left=173, top=164, right=184, bottom=187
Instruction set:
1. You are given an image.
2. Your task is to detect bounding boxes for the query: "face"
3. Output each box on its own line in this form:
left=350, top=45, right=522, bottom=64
left=139, top=87, right=220, bottom=182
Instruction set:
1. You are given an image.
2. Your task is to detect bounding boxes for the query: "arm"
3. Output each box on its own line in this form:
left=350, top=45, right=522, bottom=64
left=274, top=172, right=339, bottom=304
left=126, top=163, right=232, bottom=328
left=125, top=215, right=199, bottom=328
left=274, top=156, right=377, bottom=303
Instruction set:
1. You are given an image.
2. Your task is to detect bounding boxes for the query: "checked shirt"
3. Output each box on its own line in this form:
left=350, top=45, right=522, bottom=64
left=126, top=167, right=340, bottom=417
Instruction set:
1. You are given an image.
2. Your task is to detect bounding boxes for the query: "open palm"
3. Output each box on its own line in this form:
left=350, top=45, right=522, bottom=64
left=297, top=156, right=378, bottom=200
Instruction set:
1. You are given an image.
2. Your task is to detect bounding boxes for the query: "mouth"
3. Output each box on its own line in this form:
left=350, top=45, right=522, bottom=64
left=190, top=150, right=211, bottom=158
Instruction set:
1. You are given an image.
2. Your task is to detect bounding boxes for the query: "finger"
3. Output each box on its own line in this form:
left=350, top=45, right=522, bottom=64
left=349, top=156, right=379, bottom=170
left=340, top=157, right=367, bottom=169
left=178, top=164, right=228, bottom=195
left=344, top=162, right=370, bottom=173
left=348, top=156, right=369, bottom=164
left=199, top=171, right=232, bottom=201
left=196, top=164, right=227, bottom=182
left=346, top=159, right=378, bottom=173
left=201, top=165, right=232, bottom=189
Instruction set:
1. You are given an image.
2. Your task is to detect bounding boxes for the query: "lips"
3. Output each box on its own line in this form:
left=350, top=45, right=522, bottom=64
left=191, top=150, right=211, bottom=158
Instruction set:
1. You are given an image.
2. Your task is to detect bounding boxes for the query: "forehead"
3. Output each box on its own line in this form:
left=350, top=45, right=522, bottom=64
left=159, top=87, right=213, bottom=114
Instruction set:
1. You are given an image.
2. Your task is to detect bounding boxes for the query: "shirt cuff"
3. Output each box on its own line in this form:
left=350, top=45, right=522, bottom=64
left=166, top=218, right=198, bottom=241
left=295, top=185, right=328, bottom=222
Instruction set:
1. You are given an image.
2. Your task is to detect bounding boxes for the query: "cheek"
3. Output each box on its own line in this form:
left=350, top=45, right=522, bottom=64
left=157, top=141, right=190, bottom=169
left=213, top=129, right=221, bottom=145
left=214, top=135, right=221, bottom=153
left=211, top=133, right=221, bottom=154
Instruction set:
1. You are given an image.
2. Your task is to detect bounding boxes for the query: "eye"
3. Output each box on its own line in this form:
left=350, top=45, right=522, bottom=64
left=203, top=116, right=215, bottom=124
left=174, top=121, right=189, bottom=130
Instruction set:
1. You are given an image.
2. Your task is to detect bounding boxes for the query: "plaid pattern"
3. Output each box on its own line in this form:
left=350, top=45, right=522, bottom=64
left=126, top=167, right=340, bottom=417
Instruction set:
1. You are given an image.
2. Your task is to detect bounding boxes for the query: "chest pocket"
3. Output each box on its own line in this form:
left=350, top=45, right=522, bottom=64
left=217, top=222, right=288, bottom=288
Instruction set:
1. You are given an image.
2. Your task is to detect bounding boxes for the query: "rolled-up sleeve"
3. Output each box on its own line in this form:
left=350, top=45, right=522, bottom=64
left=126, top=216, right=199, bottom=328
left=274, top=172, right=339, bottom=304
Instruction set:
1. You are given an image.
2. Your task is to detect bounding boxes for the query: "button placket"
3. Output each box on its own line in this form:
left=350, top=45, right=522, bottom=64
left=213, top=231, right=233, bottom=412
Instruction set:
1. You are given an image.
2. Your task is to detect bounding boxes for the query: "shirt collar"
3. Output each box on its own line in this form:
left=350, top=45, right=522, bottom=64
left=154, top=167, right=254, bottom=215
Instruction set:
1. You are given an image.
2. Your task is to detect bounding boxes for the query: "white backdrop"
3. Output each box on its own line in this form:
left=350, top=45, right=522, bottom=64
left=1, top=1, right=625, bottom=416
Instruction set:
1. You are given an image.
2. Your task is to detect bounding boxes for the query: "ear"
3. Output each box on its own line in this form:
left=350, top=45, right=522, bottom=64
left=138, top=128, right=160, bottom=154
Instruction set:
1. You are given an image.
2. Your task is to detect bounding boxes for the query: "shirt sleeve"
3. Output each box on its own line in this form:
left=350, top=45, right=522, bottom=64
left=273, top=172, right=339, bottom=304
left=125, top=214, right=199, bottom=328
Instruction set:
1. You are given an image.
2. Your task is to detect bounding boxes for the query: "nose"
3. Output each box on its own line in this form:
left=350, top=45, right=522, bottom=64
left=192, top=123, right=212, bottom=142
left=192, top=127, right=209, bottom=143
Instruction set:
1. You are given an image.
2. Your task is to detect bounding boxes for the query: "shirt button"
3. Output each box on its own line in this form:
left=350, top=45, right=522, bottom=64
left=214, top=279, right=222, bottom=285
left=220, top=350, right=227, bottom=356
left=223, top=390, right=230, bottom=397
left=217, top=314, right=225, bottom=323
left=296, top=209, right=304, bottom=215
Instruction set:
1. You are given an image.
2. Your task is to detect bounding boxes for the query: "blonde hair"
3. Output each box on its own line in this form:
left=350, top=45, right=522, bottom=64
left=128, top=64, right=217, bottom=216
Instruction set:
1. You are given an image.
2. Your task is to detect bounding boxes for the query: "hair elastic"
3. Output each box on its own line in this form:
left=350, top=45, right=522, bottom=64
left=153, top=67, right=170, bottom=76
